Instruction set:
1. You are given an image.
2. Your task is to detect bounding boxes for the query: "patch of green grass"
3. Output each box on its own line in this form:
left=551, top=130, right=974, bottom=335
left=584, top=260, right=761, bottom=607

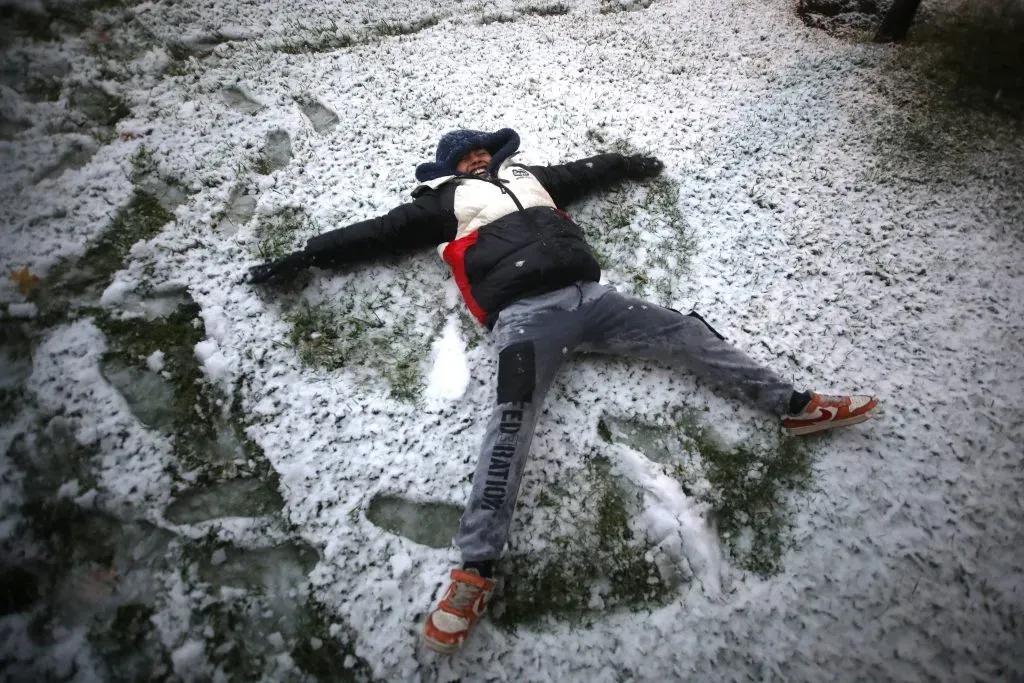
left=0, top=322, right=35, bottom=425
left=9, top=498, right=179, bottom=678
left=676, top=414, right=813, bottom=576
left=288, top=601, right=369, bottom=682
left=8, top=414, right=101, bottom=503
left=94, top=302, right=218, bottom=464
left=161, top=31, right=227, bottom=63
left=274, top=15, right=440, bottom=53
left=575, top=132, right=696, bottom=303
left=129, top=145, right=158, bottom=183
left=254, top=207, right=306, bottom=260
left=278, top=33, right=355, bottom=54
left=24, top=77, right=62, bottom=102
left=160, top=35, right=219, bottom=74
left=66, top=83, right=132, bottom=130
left=494, top=456, right=674, bottom=628
left=98, top=91, right=132, bottom=128
left=372, top=15, right=439, bottom=38
left=163, top=56, right=197, bottom=78
left=286, top=300, right=426, bottom=402
left=95, top=301, right=281, bottom=485
left=0, top=5, right=60, bottom=41
left=75, top=191, right=172, bottom=274
left=382, top=347, right=422, bottom=403
left=106, top=602, right=157, bottom=649
left=165, top=42, right=195, bottom=62
left=192, top=556, right=367, bottom=681
left=33, top=191, right=174, bottom=324
left=277, top=20, right=355, bottom=54
left=524, top=3, right=570, bottom=17
left=479, top=12, right=516, bottom=24
left=599, top=0, right=656, bottom=15
left=252, top=154, right=273, bottom=176
left=88, top=598, right=176, bottom=680
left=288, top=302, right=349, bottom=369
left=602, top=412, right=815, bottom=577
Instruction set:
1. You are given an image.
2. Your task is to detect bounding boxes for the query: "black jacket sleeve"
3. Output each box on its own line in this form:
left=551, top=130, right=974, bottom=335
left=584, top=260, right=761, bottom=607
left=302, top=191, right=457, bottom=268
left=524, top=153, right=631, bottom=209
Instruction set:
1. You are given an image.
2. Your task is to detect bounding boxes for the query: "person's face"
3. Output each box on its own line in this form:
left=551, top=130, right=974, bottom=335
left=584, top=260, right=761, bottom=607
left=456, top=148, right=492, bottom=176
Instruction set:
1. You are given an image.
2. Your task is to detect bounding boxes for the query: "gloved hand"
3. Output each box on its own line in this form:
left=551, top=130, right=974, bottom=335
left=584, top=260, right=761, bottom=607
left=247, top=251, right=310, bottom=285
left=624, top=154, right=664, bottom=180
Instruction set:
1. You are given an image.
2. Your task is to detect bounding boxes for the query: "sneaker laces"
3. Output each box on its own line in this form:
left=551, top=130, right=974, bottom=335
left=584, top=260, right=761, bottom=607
left=448, top=581, right=482, bottom=612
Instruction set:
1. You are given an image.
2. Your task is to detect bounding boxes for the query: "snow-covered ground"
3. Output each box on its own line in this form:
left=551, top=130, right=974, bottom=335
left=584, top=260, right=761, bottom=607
left=2, top=0, right=1023, bottom=680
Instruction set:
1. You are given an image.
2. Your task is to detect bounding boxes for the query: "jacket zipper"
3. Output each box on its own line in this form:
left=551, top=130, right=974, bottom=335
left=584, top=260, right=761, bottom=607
left=461, top=174, right=526, bottom=211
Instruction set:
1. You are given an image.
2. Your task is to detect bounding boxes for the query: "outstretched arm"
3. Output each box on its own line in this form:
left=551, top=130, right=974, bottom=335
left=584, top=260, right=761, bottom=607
left=524, top=153, right=663, bottom=208
left=248, top=192, right=457, bottom=284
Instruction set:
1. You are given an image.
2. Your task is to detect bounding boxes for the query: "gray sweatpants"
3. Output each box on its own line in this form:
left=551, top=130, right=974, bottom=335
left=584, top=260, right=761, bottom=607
left=455, top=282, right=794, bottom=563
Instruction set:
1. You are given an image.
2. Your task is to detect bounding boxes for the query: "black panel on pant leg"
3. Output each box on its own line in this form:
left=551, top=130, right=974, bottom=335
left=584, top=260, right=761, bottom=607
left=497, top=341, right=535, bottom=404
left=686, top=310, right=727, bottom=341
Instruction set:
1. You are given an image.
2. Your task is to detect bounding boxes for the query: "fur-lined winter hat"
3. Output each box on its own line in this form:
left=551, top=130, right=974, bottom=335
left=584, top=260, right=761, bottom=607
left=415, top=128, right=520, bottom=182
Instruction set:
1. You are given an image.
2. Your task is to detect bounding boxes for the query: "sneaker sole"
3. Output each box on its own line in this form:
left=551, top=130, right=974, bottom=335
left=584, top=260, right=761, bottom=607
left=421, top=635, right=461, bottom=655
left=785, top=408, right=877, bottom=436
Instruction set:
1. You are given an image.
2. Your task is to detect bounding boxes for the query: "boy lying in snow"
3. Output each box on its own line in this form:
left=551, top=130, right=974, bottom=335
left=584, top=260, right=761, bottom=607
left=249, top=128, right=879, bottom=653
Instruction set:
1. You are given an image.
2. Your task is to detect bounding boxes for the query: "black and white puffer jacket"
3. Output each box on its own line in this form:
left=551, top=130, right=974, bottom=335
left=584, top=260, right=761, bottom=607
left=303, top=153, right=635, bottom=327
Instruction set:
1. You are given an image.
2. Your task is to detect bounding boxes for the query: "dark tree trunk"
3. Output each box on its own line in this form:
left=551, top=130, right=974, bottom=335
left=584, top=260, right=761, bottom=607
left=874, top=0, right=924, bottom=42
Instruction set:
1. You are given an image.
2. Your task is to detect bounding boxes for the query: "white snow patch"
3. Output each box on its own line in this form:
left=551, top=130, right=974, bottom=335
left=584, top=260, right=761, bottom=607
left=613, top=443, right=724, bottom=599
left=56, top=479, right=80, bottom=499
left=146, top=349, right=166, bottom=373
left=100, top=277, right=133, bottom=306
left=171, top=640, right=206, bottom=678
left=6, top=302, right=37, bottom=318
left=194, top=338, right=233, bottom=385
left=389, top=551, right=412, bottom=579
left=424, top=315, right=470, bottom=401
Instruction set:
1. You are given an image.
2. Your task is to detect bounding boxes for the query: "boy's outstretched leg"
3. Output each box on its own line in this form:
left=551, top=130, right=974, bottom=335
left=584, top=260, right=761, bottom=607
left=577, top=283, right=879, bottom=432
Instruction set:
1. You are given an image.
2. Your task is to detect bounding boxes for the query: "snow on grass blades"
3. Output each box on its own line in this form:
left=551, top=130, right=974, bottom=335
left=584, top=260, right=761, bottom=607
left=574, top=130, right=698, bottom=305
left=600, top=412, right=813, bottom=578
left=273, top=14, right=441, bottom=55
left=4, top=298, right=370, bottom=680
left=286, top=298, right=429, bottom=403
left=31, top=190, right=174, bottom=323
left=495, top=453, right=679, bottom=628
left=254, top=206, right=307, bottom=259
left=0, top=323, right=34, bottom=426
left=2, top=0, right=1023, bottom=678
left=479, top=3, right=570, bottom=24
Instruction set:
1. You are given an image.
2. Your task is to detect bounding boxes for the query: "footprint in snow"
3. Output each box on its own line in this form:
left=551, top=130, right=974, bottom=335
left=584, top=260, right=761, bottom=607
left=32, top=138, right=97, bottom=184
left=294, top=96, right=338, bottom=134
left=222, top=85, right=264, bottom=115
left=217, top=183, right=258, bottom=236
left=365, top=494, right=463, bottom=549
left=261, top=128, right=292, bottom=172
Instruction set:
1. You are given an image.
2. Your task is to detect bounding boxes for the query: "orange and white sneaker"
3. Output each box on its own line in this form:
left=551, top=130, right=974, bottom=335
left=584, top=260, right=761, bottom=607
left=782, top=392, right=879, bottom=436
left=422, top=568, right=495, bottom=654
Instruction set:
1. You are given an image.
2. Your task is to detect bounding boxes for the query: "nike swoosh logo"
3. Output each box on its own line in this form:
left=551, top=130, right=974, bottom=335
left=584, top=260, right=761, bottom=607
left=805, top=406, right=838, bottom=421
